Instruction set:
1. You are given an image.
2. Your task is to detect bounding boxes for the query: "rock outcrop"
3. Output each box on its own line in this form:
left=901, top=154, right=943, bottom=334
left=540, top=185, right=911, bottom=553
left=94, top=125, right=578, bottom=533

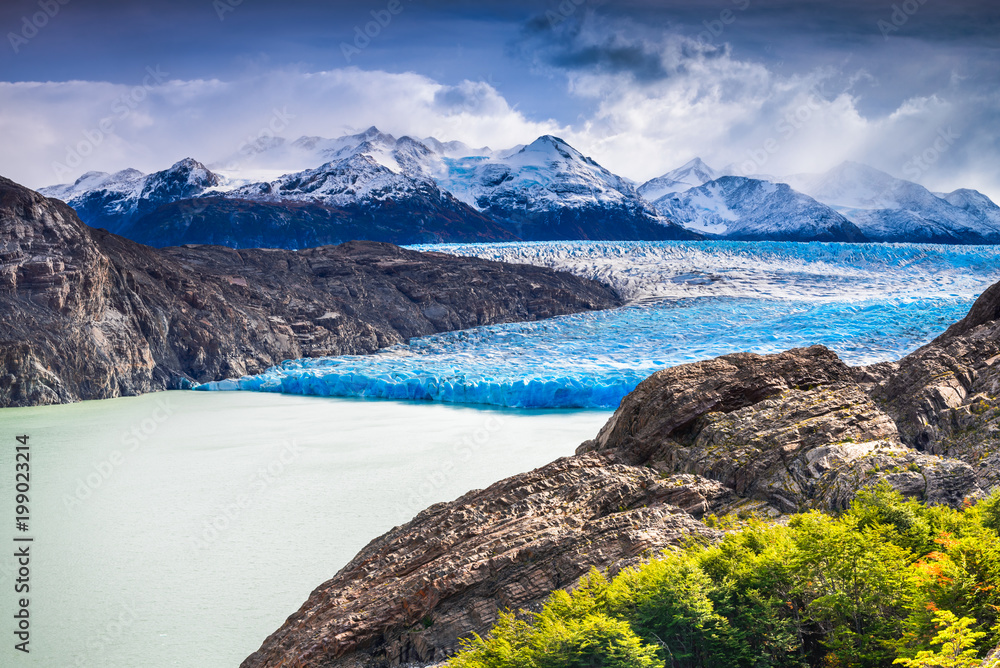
left=240, top=454, right=720, bottom=668
left=0, top=176, right=622, bottom=408
left=579, top=346, right=982, bottom=512
left=871, top=279, right=1000, bottom=490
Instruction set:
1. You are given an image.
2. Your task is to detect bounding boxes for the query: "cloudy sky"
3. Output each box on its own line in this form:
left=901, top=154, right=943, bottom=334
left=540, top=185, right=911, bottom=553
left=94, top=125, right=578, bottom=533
left=1, top=0, right=998, bottom=198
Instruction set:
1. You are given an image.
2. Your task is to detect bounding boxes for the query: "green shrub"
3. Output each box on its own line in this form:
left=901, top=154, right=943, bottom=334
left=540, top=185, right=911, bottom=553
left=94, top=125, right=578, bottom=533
left=447, top=486, right=1000, bottom=668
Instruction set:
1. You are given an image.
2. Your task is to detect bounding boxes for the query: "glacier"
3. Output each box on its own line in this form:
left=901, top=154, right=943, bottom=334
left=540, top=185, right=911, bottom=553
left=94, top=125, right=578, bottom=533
left=197, top=240, right=1000, bottom=409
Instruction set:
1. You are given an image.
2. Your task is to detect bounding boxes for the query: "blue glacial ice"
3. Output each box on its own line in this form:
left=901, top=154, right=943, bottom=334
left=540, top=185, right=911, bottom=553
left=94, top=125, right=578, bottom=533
left=198, top=241, right=1000, bottom=409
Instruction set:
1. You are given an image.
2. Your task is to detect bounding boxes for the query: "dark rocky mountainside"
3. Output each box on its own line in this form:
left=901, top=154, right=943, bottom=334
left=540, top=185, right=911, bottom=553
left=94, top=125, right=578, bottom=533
left=0, top=176, right=621, bottom=408
left=244, top=284, right=1000, bottom=668
left=118, top=194, right=517, bottom=249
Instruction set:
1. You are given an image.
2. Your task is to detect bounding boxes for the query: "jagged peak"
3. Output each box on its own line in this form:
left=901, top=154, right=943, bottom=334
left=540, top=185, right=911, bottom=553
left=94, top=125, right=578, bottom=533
left=525, top=135, right=573, bottom=150
left=518, top=135, right=588, bottom=164
left=112, top=168, right=144, bottom=180
left=678, top=157, right=713, bottom=172
left=167, top=157, right=209, bottom=172
left=356, top=126, right=395, bottom=143
left=74, top=171, right=109, bottom=184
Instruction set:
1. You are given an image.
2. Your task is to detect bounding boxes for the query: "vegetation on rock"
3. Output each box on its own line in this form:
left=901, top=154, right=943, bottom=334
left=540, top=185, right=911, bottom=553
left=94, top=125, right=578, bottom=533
left=448, top=484, right=1000, bottom=668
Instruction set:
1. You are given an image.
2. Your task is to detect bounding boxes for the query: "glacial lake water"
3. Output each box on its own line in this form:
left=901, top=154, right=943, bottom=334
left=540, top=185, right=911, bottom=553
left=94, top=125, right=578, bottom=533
left=0, top=392, right=610, bottom=667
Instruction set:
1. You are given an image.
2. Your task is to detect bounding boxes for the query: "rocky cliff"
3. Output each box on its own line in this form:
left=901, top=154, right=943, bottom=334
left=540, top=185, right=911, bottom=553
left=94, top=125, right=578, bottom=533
left=0, top=176, right=621, bottom=408
left=870, top=278, right=1000, bottom=490
left=241, top=455, right=723, bottom=668
left=243, top=284, right=1000, bottom=668
left=578, top=345, right=982, bottom=512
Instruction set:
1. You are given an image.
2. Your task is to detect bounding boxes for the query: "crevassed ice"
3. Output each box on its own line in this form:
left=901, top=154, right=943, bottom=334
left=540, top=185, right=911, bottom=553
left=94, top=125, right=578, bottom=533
left=411, top=240, right=1000, bottom=302
left=197, top=241, right=1000, bottom=409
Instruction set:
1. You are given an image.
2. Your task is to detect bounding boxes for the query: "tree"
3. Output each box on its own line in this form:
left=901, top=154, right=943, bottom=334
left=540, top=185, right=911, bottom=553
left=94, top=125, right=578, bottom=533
left=894, top=609, right=986, bottom=668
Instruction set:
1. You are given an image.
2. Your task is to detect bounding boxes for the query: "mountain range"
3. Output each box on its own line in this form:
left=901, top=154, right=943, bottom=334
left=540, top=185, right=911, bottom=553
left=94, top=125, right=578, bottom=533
left=40, top=129, right=1000, bottom=247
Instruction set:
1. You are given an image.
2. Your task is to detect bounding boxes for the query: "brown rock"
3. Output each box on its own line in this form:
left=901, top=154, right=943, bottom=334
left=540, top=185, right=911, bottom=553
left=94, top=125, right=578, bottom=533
left=240, top=454, right=719, bottom=668
left=872, top=280, right=1000, bottom=490
left=580, top=346, right=981, bottom=511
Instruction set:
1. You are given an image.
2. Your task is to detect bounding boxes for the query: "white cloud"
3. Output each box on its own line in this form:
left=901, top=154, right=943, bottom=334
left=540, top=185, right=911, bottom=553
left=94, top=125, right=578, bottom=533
left=541, top=25, right=1000, bottom=200
left=1, top=42, right=997, bottom=202
left=0, top=68, right=560, bottom=189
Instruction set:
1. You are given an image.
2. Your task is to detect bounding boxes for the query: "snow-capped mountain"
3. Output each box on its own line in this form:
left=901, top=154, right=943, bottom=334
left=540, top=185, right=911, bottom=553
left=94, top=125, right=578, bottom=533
left=230, top=148, right=439, bottom=207
left=940, top=188, right=1000, bottom=233
left=39, top=168, right=145, bottom=201
left=784, top=162, right=1000, bottom=244
left=210, top=126, right=497, bottom=186
left=652, top=176, right=867, bottom=242
left=41, top=132, right=1000, bottom=247
left=43, top=130, right=694, bottom=245
left=436, top=135, right=694, bottom=240
left=637, top=158, right=719, bottom=202
left=131, top=139, right=514, bottom=248
left=42, top=130, right=512, bottom=247
left=40, top=158, right=222, bottom=234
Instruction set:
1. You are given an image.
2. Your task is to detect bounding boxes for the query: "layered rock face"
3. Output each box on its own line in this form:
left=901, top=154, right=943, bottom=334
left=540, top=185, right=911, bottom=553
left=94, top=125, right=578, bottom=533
left=241, top=455, right=721, bottom=668
left=0, top=176, right=621, bottom=408
left=579, top=346, right=983, bottom=512
left=871, top=280, right=1000, bottom=490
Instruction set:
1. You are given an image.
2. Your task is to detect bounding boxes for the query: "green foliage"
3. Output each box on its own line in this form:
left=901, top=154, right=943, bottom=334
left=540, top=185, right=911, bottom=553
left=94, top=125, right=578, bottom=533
left=978, top=489, right=1000, bottom=536
left=449, top=605, right=661, bottom=668
left=446, top=485, right=1000, bottom=668
left=893, top=610, right=985, bottom=668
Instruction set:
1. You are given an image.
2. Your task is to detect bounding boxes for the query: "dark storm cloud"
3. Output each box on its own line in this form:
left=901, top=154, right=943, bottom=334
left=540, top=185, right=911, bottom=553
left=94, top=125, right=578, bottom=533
left=547, top=41, right=670, bottom=83
left=512, top=8, right=731, bottom=84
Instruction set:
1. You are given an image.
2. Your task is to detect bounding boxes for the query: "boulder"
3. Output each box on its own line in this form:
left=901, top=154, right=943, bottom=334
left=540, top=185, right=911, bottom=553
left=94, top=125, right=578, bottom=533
left=579, top=346, right=982, bottom=511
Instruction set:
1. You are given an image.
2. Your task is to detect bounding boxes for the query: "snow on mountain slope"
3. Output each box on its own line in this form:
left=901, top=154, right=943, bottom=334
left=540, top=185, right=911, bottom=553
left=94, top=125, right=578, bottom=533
left=39, top=168, right=145, bottom=201
left=41, top=129, right=1000, bottom=246
left=211, top=127, right=404, bottom=179
left=118, top=131, right=514, bottom=248
left=785, top=162, right=1000, bottom=243
left=430, top=135, right=694, bottom=240
left=637, top=158, right=719, bottom=202
left=40, top=159, right=221, bottom=233
left=210, top=127, right=487, bottom=185
left=228, top=151, right=450, bottom=208
left=942, top=188, right=1000, bottom=230
left=651, top=176, right=867, bottom=242
left=437, top=135, right=636, bottom=209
